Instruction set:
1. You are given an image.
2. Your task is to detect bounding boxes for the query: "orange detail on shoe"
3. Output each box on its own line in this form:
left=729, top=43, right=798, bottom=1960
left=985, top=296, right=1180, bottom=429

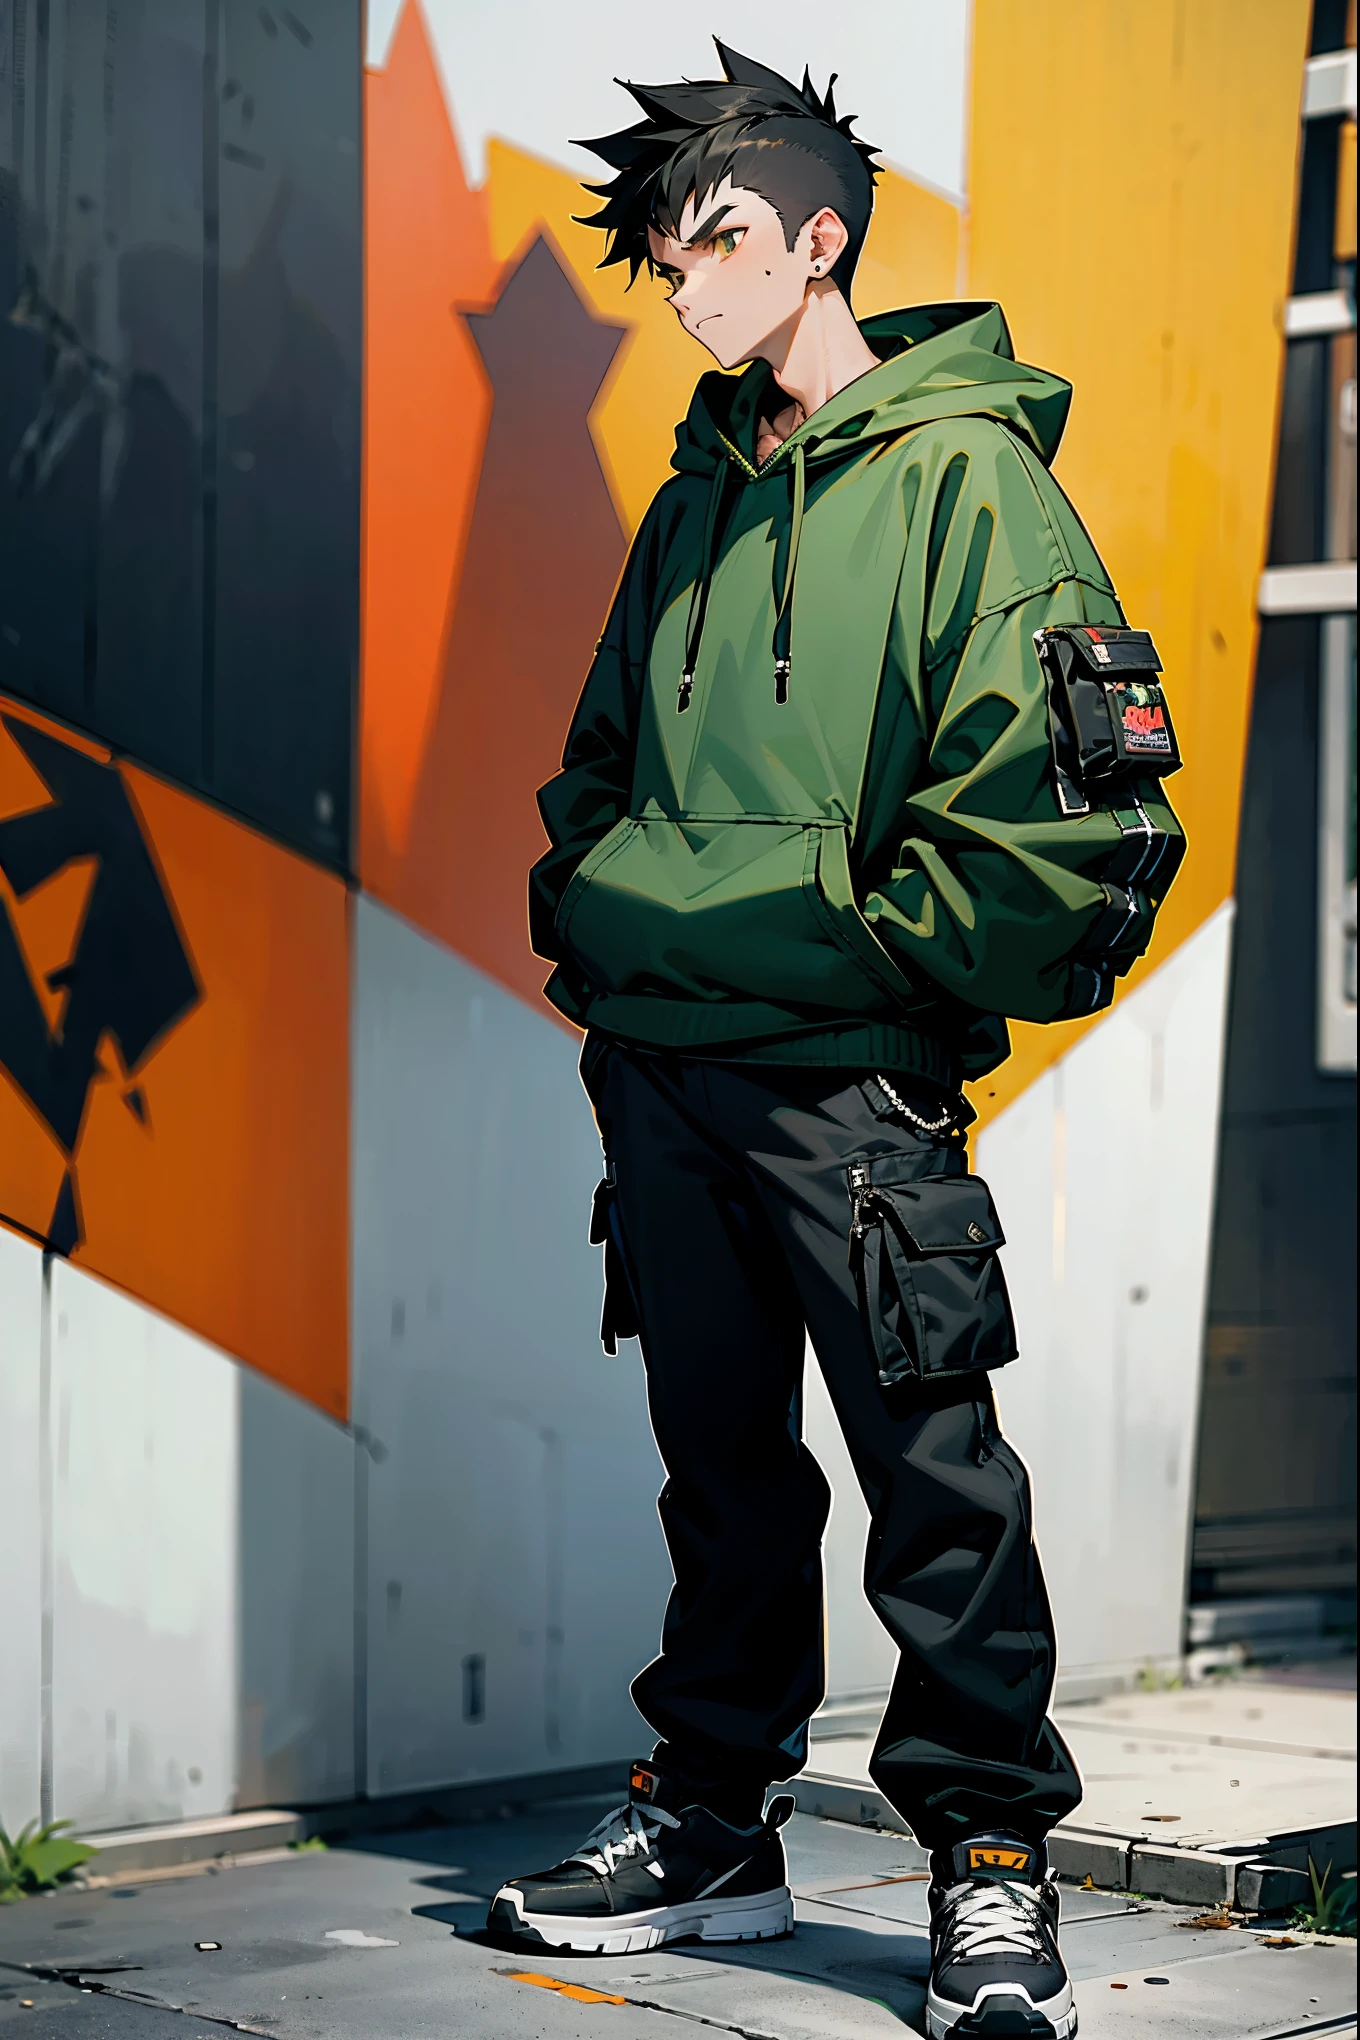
left=968, top=1846, right=1033, bottom=1872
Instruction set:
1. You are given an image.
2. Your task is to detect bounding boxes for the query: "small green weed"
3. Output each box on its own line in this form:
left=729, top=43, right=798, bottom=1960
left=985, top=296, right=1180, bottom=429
left=1288, top=1858, right=1357, bottom=1939
left=288, top=1836, right=328, bottom=1853
left=0, top=1820, right=97, bottom=1903
left=1135, top=1661, right=1183, bottom=1693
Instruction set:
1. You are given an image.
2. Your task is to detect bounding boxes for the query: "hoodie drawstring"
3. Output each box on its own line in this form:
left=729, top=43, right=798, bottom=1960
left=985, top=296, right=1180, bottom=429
left=678, top=461, right=730, bottom=713
left=678, top=439, right=805, bottom=713
left=773, top=441, right=805, bottom=705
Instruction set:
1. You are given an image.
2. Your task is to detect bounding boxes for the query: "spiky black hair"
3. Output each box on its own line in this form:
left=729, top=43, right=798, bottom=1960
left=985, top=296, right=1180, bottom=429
left=574, top=39, right=881, bottom=301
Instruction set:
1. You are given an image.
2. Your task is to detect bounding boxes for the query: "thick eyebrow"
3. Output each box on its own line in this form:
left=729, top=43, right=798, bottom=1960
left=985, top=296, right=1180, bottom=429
left=680, top=202, right=737, bottom=250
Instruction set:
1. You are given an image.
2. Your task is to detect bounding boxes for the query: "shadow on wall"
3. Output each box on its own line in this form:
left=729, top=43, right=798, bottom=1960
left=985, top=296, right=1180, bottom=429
left=361, top=3, right=634, bottom=1017
left=395, top=234, right=627, bottom=1007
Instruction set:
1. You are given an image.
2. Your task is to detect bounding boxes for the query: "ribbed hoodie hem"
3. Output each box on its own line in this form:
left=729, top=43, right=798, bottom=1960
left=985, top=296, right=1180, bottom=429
left=584, top=1009, right=960, bottom=1087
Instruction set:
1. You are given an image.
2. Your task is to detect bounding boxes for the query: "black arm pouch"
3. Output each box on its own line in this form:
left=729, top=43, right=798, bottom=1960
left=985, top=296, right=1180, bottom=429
left=1035, top=625, right=1182, bottom=816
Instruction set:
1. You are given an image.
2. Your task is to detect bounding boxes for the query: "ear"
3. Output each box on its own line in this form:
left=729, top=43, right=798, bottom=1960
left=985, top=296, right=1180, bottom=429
left=803, top=206, right=850, bottom=281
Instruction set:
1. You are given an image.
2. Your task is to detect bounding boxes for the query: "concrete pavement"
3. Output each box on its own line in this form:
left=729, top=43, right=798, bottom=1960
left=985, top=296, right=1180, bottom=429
left=1, top=1795, right=1355, bottom=2038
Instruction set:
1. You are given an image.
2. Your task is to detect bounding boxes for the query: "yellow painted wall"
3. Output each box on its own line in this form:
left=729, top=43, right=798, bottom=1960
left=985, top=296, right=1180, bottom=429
left=964, top=0, right=1311, bottom=1123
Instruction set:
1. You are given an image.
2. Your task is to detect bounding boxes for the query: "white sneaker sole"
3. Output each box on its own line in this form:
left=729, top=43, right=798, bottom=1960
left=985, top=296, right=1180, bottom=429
left=491, top=1881, right=794, bottom=1955
left=926, top=1978, right=1077, bottom=2037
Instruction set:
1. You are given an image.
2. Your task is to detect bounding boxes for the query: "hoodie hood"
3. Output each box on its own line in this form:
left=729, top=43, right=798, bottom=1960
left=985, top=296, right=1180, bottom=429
left=668, top=302, right=1075, bottom=712
left=671, top=301, right=1072, bottom=481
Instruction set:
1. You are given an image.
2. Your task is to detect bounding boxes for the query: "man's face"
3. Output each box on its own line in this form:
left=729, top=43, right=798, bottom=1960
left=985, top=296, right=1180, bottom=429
left=647, top=179, right=832, bottom=371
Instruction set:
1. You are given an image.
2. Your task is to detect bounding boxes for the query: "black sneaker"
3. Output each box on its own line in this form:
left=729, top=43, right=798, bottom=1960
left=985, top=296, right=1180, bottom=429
left=487, top=1762, right=795, bottom=1955
left=925, top=1833, right=1075, bottom=2038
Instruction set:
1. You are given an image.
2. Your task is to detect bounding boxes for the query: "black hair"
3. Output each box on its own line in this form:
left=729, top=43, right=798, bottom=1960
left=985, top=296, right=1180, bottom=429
left=574, top=39, right=880, bottom=302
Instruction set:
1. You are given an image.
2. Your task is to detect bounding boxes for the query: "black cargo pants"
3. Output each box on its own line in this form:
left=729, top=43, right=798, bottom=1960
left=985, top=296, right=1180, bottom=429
left=587, top=1039, right=1082, bottom=1851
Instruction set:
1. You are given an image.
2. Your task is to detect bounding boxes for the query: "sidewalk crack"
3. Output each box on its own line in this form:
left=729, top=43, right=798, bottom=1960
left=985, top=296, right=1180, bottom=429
left=1, top=1958, right=277, bottom=2035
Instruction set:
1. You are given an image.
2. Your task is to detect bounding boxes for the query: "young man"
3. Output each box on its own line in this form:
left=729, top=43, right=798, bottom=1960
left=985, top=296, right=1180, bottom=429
left=491, top=43, right=1183, bottom=2040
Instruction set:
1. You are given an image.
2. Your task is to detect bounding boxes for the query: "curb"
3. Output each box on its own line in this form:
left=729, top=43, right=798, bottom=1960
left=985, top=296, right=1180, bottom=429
left=71, top=1763, right=1353, bottom=1917
left=791, top=1772, right=1353, bottom=1913
left=73, top=1759, right=629, bottom=1880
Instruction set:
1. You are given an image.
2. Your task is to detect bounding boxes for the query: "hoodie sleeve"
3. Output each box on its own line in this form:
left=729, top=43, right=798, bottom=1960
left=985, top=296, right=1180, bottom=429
left=528, top=505, right=659, bottom=1022
left=862, top=425, right=1185, bottom=1024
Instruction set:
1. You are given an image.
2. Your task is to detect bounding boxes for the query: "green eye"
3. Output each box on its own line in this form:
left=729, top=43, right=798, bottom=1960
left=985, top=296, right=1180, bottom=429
left=715, top=229, right=742, bottom=257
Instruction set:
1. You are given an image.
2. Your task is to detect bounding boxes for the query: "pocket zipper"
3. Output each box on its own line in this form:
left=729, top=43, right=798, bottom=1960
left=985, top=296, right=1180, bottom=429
left=848, top=1160, right=875, bottom=1263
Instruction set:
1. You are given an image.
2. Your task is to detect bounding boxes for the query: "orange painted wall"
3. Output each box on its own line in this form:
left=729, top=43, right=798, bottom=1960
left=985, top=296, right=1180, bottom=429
left=361, top=0, right=496, bottom=902
left=0, top=697, right=349, bottom=1419
left=359, top=6, right=962, bottom=1021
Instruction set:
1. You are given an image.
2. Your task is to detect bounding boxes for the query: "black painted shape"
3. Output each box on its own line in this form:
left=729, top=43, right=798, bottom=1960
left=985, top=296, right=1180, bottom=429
left=0, top=177, right=103, bottom=728
left=211, top=2, right=362, bottom=870
left=123, top=1086, right=147, bottom=1124
left=48, top=1170, right=83, bottom=1256
left=0, top=900, right=56, bottom=1133
left=0, top=4, right=362, bottom=874
left=0, top=716, right=200, bottom=1157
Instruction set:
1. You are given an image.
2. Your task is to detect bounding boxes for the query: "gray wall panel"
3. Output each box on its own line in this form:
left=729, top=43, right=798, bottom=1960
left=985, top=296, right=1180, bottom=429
left=0, top=1225, right=43, bottom=1833
left=49, top=1264, right=239, bottom=1832
left=352, top=899, right=668, bottom=1794
left=237, top=1370, right=356, bottom=1810
left=977, top=907, right=1233, bottom=1695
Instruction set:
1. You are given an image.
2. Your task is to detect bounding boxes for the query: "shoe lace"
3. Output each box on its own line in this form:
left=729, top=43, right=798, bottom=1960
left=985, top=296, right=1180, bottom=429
left=940, top=1878, right=1049, bottom=1963
left=567, top=1800, right=683, bottom=1880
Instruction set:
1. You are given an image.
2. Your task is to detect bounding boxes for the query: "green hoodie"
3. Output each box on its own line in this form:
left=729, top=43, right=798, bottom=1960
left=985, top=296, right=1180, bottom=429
left=530, top=302, right=1184, bottom=1083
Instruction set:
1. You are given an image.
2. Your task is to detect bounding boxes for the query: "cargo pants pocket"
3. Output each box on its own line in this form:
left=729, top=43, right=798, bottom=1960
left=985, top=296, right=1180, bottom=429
left=847, top=1158, right=1019, bottom=1387
left=589, top=1161, right=641, bottom=1355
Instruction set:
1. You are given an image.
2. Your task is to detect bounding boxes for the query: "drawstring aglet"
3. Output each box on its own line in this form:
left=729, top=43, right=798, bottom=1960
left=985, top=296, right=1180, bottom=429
left=677, top=668, right=694, bottom=713
left=774, top=657, right=791, bottom=705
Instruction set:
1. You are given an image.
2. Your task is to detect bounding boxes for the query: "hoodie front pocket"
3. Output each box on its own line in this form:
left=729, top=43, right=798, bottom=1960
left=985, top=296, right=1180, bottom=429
left=847, top=1160, right=1018, bottom=1387
left=556, top=815, right=909, bottom=1016
left=554, top=818, right=640, bottom=947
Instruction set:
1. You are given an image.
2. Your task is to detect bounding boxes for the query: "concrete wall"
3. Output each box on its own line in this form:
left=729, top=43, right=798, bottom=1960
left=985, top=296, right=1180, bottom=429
left=1, top=0, right=1294, bottom=1828
left=0, top=1244, right=358, bottom=1836
left=351, top=896, right=668, bottom=1796
left=814, top=906, right=1235, bottom=1705
left=237, top=1370, right=356, bottom=1810
left=0, top=898, right=670, bottom=1841
left=0, top=899, right=1239, bottom=1829
left=48, top=1265, right=239, bottom=1831
left=0, top=1227, right=43, bottom=1835
left=982, top=905, right=1234, bottom=1696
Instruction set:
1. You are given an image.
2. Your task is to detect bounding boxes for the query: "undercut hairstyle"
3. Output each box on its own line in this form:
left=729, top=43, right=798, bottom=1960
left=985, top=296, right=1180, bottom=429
left=575, top=39, right=881, bottom=303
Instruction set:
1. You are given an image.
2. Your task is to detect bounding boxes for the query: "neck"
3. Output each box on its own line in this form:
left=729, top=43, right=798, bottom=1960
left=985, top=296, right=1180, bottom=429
left=759, top=282, right=879, bottom=421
